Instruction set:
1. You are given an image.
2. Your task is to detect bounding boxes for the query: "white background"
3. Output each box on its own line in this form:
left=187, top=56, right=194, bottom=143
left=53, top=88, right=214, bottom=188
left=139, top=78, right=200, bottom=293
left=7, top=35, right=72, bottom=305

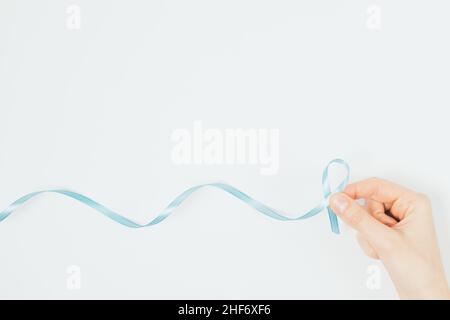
left=0, top=0, right=449, bottom=299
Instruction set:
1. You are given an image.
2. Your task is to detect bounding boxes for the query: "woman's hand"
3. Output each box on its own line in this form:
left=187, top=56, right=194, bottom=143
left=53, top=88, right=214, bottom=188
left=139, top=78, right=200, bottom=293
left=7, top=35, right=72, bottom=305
left=330, top=178, right=450, bottom=299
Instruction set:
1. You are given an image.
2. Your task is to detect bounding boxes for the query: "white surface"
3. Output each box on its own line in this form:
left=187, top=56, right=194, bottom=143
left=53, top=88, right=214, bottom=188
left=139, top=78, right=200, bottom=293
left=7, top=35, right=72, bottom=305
left=0, top=0, right=448, bottom=299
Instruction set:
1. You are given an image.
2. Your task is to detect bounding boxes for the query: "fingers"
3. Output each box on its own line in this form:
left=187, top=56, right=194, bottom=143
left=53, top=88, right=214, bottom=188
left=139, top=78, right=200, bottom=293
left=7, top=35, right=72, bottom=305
left=344, top=177, right=412, bottom=205
left=344, top=178, right=416, bottom=220
left=330, top=192, right=393, bottom=244
left=366, top=199, right=398, bottom=227
left=356, top=233, right=379, bottom=260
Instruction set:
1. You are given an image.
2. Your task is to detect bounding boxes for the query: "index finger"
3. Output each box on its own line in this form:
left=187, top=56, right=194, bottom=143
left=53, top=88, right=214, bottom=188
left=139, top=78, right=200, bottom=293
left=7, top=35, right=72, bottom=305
left=344, top=177, right=413, bottom=204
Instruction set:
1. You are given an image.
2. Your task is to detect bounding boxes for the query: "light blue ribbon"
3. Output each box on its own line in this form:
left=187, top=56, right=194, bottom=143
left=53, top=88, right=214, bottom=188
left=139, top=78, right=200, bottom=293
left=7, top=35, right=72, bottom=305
left=0, top=159, right=349, bottom=234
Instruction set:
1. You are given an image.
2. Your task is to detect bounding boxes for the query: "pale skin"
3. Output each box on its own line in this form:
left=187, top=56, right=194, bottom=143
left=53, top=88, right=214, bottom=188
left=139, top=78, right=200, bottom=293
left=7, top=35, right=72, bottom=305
left=329, top=178, right=450, bottom=300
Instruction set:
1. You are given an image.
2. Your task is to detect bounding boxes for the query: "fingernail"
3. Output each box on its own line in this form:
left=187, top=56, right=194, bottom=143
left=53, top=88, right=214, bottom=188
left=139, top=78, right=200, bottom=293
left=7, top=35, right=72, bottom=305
left=331, top=193, right=349, bottom=215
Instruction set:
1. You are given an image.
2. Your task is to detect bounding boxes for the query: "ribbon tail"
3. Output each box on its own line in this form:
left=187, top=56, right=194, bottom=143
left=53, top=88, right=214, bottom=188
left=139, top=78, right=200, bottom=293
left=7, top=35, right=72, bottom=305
left=327, top=207, right=340, bottom=234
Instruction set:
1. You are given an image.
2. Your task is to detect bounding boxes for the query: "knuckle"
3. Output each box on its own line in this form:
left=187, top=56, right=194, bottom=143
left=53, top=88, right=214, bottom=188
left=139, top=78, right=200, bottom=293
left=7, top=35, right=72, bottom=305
left=374, top=209, right=385, bottom=218
left=375, top=233, right=401, bottom=256
left=415, top=192, right=431, bottom=206
left=367, top=176, right=388, bottom=185
left=368, top=177, right=381, bottom=184
left=366, top=177, right=385, bottom=196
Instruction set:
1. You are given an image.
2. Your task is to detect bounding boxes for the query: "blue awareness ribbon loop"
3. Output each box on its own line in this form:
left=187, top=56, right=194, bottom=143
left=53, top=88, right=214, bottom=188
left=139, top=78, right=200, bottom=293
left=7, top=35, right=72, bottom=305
left=0, top=159, right=349, bottom=234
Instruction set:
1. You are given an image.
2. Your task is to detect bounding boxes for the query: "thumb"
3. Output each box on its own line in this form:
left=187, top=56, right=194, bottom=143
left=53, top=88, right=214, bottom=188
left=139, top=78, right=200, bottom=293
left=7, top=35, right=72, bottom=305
left=330, top=193, right=392, bottom=243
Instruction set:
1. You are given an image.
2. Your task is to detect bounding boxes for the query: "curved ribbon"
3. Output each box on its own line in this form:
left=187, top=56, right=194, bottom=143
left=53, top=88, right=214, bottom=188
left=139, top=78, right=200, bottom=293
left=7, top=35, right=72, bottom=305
left=0, top=159, right=349, bottom=234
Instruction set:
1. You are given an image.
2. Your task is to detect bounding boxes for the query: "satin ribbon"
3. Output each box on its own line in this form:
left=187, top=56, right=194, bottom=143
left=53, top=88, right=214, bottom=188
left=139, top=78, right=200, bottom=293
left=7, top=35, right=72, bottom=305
left=0, top=159, right=349, bottom=234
